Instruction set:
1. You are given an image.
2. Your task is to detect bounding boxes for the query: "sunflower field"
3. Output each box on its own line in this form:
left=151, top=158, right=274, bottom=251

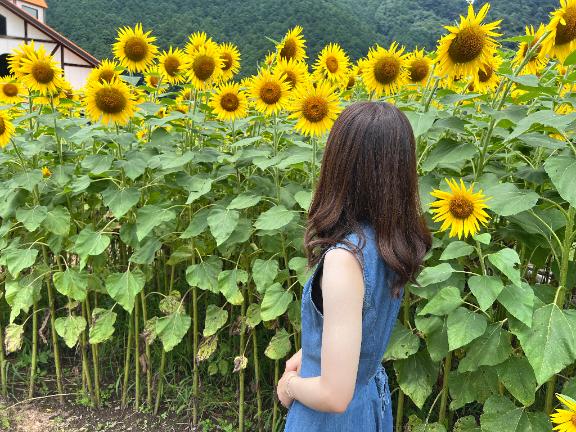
left=1, top=1, right=576, bottom=431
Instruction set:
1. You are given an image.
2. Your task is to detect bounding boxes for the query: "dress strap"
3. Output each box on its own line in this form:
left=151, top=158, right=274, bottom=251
left=373, top=364, right=391, bottom=420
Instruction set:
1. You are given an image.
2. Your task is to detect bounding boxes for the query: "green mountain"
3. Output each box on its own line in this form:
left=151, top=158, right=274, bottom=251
left=45, top=0, right=556, bottom=75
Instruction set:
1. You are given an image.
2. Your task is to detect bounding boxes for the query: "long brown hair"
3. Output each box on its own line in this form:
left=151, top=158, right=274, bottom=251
left=304, top=101, right=431, bottom=298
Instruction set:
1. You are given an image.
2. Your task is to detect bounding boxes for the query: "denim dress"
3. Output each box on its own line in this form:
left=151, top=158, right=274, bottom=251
left=284, top=222, right=403, bottom=432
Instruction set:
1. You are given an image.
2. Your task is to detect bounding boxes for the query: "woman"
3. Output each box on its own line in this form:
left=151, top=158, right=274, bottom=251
left=277, top=101, right=432, bottom=431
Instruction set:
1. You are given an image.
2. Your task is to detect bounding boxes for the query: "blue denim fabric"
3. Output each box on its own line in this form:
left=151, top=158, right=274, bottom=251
left=284, top=222, right=403, bottom=432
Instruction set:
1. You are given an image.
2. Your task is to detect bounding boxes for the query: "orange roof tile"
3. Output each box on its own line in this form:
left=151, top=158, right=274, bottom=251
left=21, top=0, right=48, bottom=8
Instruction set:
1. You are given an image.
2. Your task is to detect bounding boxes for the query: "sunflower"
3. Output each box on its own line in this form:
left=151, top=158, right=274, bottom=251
left=157, top=47, right=187, bottom=85
left=219, top=43, right=241, bottom=82
left=360, top=42, right=408, bottom=97
left=512, top=24, right=549, bottom=76
left=473, top=55, right=502, bottom=93
left=288, top=80, right=341, bottom=137
left=185, top=44, right=223, bottom=90
left=185, top=32, right=219, bottom=56
left=430, top=178, right=490, bottom=239
left=144, top=67, right=163, bottom=89
left=0, top=76, right=27, bottom=104
left=8, top=41, right=37, bottom=78
left=19, top=46, right=65, bottom=95
left=264, top=52, right=277, bottom=68
left=0, top=111, right=15, bottom=149
left=209, top=82, right=248, bottom=122
left=314, top=43, right=350, bottom=84
left=85, top=77, right=136, bottom=126
left=41, top=166, right=52, bottom=178
left=248, top=69, right=291, bottom=116
left=274, top=57, right=309, bottom=90
left=436, top=3, right=502, bottom=79
left=550, top=393, right=576, bottom=432
left=113, top=23, right=158, bottom=73
left=344, top=65, right=359, bottom=91
left=406, top=48, right=432, bottom=85
left=277, top=26, right=307, bottom=62
left=544, top=0, right=576, bottom=62
left=88, top=59, right=123, bottom=85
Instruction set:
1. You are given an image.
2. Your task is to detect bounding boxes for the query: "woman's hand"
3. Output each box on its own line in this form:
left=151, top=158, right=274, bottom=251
left=277, top=370, right=298, bottom=409
left=284, top=349, right=302, bottom=374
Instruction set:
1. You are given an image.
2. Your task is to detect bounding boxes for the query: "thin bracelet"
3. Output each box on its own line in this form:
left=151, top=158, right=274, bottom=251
left=285, top=374, right=297, bottom=399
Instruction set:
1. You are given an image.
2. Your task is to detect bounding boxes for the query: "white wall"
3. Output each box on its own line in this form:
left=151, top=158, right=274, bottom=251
left=14, top=1, right=44, bottom=22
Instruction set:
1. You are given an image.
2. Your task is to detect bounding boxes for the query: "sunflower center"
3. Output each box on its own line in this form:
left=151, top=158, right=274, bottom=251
left=326, top=56, right=339, bottom=73
left=374, top=57, right=400, bottom=84
left=164, top=56, right=181, bottom=76
left=556, top=6, right=576, bottom=45
left=220, top=92, right=240, bottom=112
left=259, top=81, right=282, bottom=104
left=347, top=75, right=356, bottom=90
left=124, top=36, right=149, bottom=62
left=0, top=117, right=5, bottom=135
left=148, top=76, right=159, bottom=87
left=280, top=39, right=297, bottom=60
left=571, top=414, right=576, bottom=426
left=478, top=65, right=493, bottom=83
left=3, top=83, right=18, bottom=97
left=448, top=26, right=486, bottom=64
left=221, top=52, right=233, bottom=71
left=409, top=59, right=429, bottom=82
left=31, top=61, right=55, bottom=84
left=282, top=71, right=298, bottom=89
left=95, top=87, right=128, bottom=114
left=302, top=96, right=328, bottom=123
left=99, top=70, right=116, bottom=83
left=192, top=55, right=216, bottom=81
left=449, top=196, right=475, bottom=219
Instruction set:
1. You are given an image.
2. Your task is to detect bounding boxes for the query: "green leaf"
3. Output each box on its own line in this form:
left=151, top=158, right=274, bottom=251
left=440, top=241, right=474, bottom=260
left=260, top=282, right=294, bottom=321
left=81, top=154, right=114, bottom=174
left=246, top=304, right=262, bottom=328
left=197, top=335, right=218, bottom=361
left=544, top=155, right=576, bottom=207
left=135, top=205, right=176, bottom=241
left=294, top=190, right=312, bottom=210
left=4, top=324, right=24, bottom=354
left=185, top=176, right=213, bottom=204
left=129, top=237, right=162, bottom=265
left=16, top=206, right=48, bottom=232
left=404, top=111, right=437, bottom=138
left=264, top=328, right=291, bottom=360
left=447, top=307, right=487, bottom=351
left=101, top=186, right=141, bottom=218
left=43, top=206, right=71, bottom=236
left=474, top=233, right=491, bottom=245
left=496, top=356, right=538, bottom=406
left=418, top=286, right=462, bottom=316
left=448, top=367, right=499, bottom=410
left=394, top=350, right=439, bottom=409
left=415, top=315, right=449, bottom=362
left=252, top=258, right=279, bottom=294
left=207, top=208, right=240, bottom=246
left=480, top=395, right=550, bottom=432
left=5, top=274, right=42, bottom=323
left=497, top=283, right=534, bottom=327
left=481, top=183, right=539, bottom=217
left=180, top=208, right=210, bottom=238
left=218, top=269, right=247, bottom=305
left=458, top=324, right=513, bottom=372
left=53, top=268, right=89, bottom=302
left=506, top=110, right=576, bottom=142
left=422, top=139, right=476, bottom=172
left=156, top=311, right=191, bottom=352
left=254, top=205, right=296, bottom=231
left=89, top=308, right=117, bottom=344
left=453, top=416, right=480, bottom=432
left=417, top=263, right=455, bottom=287
left=383, top=322, right=420, bottom=361
left=468, top=275, right=504, bottom=311
left=55, top=315, right=87, bottom=348
left=203, top=305, right=228, bottom=337
left=73, top=226, right=110, bottom=265
left=488, top=248, right=522, bottom=287
left=227, top=194, right=262, bottom=210
left=186, top=256, right=223, bottom=293
left=4, top=247, right=38, bottom=278
left=105, top=268, right=146, bottom=313
left=512, top=304, right=576, bottom=386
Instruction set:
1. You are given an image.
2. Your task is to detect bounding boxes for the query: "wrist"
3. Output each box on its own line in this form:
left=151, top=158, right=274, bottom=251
left=285, top=373, right=298, bottom=399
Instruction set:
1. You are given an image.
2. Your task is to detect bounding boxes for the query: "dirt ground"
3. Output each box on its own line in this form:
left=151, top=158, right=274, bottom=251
left=0, top=397, right=195, bottom=432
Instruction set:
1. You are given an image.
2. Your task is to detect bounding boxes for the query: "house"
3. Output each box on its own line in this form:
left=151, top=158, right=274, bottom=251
left=0, top=0, right=99, bottom=88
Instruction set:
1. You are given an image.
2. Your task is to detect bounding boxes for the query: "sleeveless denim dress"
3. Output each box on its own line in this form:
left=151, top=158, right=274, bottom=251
left=284, top=222, right=403, bottom=432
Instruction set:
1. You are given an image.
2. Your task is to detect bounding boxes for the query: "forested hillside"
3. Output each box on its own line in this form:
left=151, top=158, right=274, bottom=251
left=46, top=0, right=555, bottom=75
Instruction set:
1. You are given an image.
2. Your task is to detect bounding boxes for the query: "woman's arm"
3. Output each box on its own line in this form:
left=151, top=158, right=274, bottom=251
left=277, top=248, right=364, bottom=413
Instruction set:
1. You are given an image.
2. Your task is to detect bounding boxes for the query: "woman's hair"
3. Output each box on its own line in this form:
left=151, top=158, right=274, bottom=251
left=304, top=101, right=432, bottom=298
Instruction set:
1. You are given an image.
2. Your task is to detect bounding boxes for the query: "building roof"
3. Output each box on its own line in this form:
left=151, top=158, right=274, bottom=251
left=21, top=0, right=48, bottom=8
left=0, top=0, right=98, bottom=66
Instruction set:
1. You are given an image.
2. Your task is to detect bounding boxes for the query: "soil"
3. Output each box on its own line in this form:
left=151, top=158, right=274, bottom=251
left=0, top=396, right=195, bottom=432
